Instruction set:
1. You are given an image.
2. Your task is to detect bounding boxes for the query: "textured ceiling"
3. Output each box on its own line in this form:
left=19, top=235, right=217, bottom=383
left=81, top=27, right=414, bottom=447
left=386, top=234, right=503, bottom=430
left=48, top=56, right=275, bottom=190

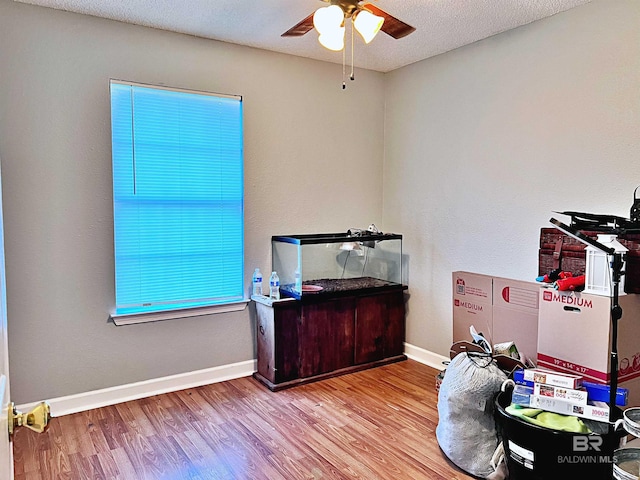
left=15, top=0, right=591, bottom=72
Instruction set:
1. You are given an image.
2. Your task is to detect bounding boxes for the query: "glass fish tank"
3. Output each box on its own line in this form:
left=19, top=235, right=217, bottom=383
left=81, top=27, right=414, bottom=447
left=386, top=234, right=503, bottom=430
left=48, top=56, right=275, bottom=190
left=272, top=231, right=404, bottom=299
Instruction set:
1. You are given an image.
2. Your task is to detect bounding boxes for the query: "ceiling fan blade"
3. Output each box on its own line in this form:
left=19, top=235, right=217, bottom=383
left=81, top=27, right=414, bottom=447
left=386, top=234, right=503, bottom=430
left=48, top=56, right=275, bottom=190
left=281, top=13, right=315, bottom=37
left=363, top=4, right=416, bottom=39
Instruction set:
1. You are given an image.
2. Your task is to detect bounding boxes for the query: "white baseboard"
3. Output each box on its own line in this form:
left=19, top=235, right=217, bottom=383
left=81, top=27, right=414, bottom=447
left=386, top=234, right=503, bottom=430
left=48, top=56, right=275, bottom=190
left=17, top=359, right=256, bottom=418
left=403, top=342, right=449, bottom=371
left=19, top=345, right=448, bottom=418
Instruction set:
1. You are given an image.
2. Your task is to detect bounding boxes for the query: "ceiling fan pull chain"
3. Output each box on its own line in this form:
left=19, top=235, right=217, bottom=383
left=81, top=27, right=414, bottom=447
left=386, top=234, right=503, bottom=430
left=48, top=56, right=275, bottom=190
left=342, top=43, right=346, bottom=89
left=350, top=19, right=355, bottom=81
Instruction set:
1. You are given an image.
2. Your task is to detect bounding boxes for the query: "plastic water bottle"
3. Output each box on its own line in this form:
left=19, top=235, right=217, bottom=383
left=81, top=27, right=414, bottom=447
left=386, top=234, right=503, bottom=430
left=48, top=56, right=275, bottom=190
left=252, top=268, right=263, bottom=296
left=294, top=267, right=302, bottom=292
left=269, top=271, right=280, bottom=300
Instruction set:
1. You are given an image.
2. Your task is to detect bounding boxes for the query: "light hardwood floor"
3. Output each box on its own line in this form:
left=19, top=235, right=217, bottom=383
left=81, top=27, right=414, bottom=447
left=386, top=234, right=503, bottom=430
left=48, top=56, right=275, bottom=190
left=13, top=360, right=475, bottom=479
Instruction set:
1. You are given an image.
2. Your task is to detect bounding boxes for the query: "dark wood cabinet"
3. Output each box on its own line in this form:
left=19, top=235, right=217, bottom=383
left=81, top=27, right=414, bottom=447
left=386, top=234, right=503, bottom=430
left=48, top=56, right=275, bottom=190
left=253, top=286, right=407, bottom=391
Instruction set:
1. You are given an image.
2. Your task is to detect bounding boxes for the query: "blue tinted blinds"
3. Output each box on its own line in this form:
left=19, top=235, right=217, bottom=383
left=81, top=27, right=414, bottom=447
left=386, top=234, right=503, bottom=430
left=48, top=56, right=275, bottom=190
left=110, top=81, right=244, bottom=316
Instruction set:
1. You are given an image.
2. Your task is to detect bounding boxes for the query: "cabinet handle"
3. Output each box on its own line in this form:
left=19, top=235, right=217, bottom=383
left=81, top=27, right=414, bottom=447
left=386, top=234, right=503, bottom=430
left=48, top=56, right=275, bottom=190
left=259, top=325, right=265, bottom=335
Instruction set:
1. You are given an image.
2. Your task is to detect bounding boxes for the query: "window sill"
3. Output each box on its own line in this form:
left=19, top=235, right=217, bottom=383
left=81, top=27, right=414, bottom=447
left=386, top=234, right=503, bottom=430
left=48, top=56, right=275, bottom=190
left=110, top=300, right=249, bottom=326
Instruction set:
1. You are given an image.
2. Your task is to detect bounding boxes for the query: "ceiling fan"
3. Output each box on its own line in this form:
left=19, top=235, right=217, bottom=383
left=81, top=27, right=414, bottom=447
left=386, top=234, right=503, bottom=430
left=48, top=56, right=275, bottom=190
left=282, top=0, right=415, bottom=51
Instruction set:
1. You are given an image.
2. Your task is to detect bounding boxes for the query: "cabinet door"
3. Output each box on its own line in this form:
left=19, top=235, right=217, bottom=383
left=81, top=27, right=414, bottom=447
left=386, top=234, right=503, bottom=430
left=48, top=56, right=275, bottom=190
left=355, top=295, right=386, bottom=364
left=355, top=291, right=406, bottom=364
left=299, top=298, right=355, bottom=378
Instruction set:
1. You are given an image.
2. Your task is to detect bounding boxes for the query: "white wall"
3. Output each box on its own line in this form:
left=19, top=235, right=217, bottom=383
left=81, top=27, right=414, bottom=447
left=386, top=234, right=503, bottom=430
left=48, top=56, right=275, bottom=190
left=1, top=0, right=639, bottom=405
left=0, top=0, right=385, bottom=403
left=383, top=0, right=640, bottom=357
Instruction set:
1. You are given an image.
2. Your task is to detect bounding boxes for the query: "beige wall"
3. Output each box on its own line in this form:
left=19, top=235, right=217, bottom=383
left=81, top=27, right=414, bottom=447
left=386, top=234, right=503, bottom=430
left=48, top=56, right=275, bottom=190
left=1, top=0, right=639, bottom=404
left=383, top=0, right=640, bottom=356
left=0, top=0, right=384, bottom=403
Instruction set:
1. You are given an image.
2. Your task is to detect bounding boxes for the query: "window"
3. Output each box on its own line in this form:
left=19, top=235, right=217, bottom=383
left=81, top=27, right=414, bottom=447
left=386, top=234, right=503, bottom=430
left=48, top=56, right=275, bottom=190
left=110, top=80, right=244, bottom=321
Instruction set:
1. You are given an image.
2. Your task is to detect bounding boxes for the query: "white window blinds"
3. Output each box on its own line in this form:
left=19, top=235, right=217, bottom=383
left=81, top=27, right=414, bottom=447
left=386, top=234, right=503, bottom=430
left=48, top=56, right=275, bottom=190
left=110, top=81, right=244, bottom=316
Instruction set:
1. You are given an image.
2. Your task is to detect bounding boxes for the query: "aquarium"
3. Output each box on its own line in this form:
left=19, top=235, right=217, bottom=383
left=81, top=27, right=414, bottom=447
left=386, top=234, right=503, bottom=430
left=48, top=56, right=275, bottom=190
left=271, top=231, right=403, bottom=299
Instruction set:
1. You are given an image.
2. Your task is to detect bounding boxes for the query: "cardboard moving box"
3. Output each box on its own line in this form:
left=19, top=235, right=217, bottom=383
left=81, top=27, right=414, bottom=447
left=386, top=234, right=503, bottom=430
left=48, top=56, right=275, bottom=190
left=452, top=272, right=540, bottom=364
left=537, top=287, right=640, bottom=407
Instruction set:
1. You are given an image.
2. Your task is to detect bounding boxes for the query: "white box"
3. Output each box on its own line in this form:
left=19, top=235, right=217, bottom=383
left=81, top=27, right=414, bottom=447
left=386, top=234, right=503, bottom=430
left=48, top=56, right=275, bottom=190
left=529, top=395, right=610, bottom=423
left=521, top=368, right=583, bottom=389
left=537, top=287, right=640, bottom=407
left=452, top=272, right=540, bottom=364
left=534, top=383, right=588, bottom=405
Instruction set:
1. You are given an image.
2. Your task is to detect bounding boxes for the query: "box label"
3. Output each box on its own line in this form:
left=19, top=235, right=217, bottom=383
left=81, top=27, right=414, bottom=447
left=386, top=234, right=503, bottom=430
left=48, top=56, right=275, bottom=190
left=453, top=298, right=486, bottom=313
left=619, top=352, right=640, bottom=381
left=537, top=353, right=608, bottom=383
left=501, top=286, right=538, bottom=309
left=541, top=290, right=593, bottom=308
left=454, top=276, right=490, bottom=299
left=508, top=441, right=534, bottom=470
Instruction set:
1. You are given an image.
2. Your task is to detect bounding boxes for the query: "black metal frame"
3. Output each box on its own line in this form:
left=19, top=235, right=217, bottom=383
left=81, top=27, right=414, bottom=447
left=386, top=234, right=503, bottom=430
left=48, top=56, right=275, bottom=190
left=550, top=218, right=623, bottom=428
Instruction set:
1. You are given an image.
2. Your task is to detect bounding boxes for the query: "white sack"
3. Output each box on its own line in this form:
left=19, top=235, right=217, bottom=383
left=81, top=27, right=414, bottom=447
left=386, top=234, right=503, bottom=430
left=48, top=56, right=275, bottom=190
left=436, top=352, right=507, bottom=478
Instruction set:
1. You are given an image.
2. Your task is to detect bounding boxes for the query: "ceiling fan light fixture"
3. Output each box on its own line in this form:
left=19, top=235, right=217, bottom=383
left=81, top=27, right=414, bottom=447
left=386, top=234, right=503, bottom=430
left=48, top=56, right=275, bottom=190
left=318, top=27, right=345, bottom=51
left=353, top=9, right=384, bottom=44
left=313, top=5, right=344, bottom=34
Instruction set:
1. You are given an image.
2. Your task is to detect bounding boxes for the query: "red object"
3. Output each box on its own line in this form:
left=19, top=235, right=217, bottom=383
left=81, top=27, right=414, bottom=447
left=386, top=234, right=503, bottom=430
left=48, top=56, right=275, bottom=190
left=554, top=275, right=585, bottom=291
left=537, top=270, right=573, bottom=283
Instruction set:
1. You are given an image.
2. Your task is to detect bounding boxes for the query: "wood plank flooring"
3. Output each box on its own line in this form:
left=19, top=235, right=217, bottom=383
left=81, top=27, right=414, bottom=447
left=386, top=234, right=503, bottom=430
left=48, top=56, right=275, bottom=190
left=13, top=360, right=474, bottom=480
